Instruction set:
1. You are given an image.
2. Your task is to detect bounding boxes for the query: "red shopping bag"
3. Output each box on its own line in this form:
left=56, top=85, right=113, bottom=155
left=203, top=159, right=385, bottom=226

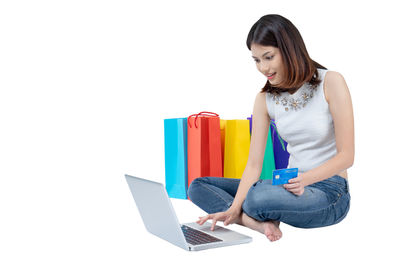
left=187, top=112, right=223, bottom=191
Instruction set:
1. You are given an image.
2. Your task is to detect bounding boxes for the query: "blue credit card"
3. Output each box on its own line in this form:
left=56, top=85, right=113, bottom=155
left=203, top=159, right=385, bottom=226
left=272, top=168, right=298, bottom=185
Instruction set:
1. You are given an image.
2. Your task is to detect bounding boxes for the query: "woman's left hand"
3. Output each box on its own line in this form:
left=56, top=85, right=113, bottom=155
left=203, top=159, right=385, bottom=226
left=284, top=174, right=306, bottom=196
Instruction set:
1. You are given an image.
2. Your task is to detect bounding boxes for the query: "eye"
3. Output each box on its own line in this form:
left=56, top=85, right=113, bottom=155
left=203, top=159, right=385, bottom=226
left=253, top=59, right=260, bottom=63
left=266, top=55, right=274, bottom=60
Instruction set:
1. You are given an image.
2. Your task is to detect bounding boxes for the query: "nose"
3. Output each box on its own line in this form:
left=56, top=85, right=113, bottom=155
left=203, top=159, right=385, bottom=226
left=259, top=60, right=270, bottom=74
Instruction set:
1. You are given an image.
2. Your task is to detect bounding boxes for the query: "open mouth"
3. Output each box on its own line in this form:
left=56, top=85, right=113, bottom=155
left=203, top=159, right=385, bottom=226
left=267, top=73, right=276, bottom=79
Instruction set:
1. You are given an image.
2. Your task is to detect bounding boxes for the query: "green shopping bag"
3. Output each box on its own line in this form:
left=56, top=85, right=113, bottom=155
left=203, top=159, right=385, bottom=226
left=247, top=115, right=275, bottom=180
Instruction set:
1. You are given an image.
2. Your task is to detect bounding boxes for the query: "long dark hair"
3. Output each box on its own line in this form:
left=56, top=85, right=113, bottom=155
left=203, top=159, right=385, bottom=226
left=246, top=14, right=327, bottom=95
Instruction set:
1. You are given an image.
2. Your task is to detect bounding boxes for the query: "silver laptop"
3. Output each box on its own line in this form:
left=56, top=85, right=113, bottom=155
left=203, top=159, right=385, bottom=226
left=125, top=175, right=252, bottom=251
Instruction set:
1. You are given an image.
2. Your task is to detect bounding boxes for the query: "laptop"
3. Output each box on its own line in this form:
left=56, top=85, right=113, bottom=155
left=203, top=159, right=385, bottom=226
left=125, top=175, right=252, bottom=251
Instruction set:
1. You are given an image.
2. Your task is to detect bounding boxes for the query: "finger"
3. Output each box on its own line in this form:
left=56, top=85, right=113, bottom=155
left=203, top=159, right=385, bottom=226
left=210, top=213, right=224, bottom=230
left=224, top=216, right=231, bottom=226
left=293, top=188, right=305, bottom=196
left=197, top=216, right=204, bottom=224
left=198, top=214, right=211, bottom=225
left=284, top=182, right=299, bottom=189
left=290, top=188, right=303, bottom=195
left=286, top=185, right=303, bottom=195
left=200, top=215, right=212, bottom=224
left=288, top=178, right=300, bottom=183
left=211, top=217, right=218, bottom=231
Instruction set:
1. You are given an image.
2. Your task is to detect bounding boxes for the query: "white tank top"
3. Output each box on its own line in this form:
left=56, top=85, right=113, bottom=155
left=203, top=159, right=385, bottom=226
left=266, top=68, right=337, bottom=174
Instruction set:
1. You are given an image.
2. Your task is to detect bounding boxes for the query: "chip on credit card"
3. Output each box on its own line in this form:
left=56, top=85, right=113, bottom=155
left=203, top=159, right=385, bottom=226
left=272, top=168, right=298, bottom=185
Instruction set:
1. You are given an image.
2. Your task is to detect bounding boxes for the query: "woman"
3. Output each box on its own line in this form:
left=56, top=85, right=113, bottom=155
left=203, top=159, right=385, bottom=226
left=187, top=14, right=354, bottom=242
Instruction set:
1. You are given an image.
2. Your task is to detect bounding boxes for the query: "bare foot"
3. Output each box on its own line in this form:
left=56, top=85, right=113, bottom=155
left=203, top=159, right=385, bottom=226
left=238, top=213, right=282, bottom=242
left=262, top=220, right=282, bottom=242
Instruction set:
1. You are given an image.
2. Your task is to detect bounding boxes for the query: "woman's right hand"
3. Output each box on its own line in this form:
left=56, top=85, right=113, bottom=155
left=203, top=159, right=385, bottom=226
left=196, top=207, right=241, bottom=231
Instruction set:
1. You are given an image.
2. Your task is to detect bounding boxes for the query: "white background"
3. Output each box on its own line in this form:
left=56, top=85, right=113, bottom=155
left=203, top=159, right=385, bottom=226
left=1, top=0, right=399, bottom=266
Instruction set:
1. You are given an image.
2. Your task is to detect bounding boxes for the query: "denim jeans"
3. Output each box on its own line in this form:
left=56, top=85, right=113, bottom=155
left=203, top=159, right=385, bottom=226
left=187, top=175, right=351, bottom=229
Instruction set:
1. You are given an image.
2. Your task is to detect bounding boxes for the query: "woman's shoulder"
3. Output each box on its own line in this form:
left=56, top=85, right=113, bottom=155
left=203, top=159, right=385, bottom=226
left=254, top=91, right=270, bottom=118
left=323, top=69, right=345, bottom=81
left=322, top=70, right=347, bottom=103
left=255, top=91, right=268, bottom=109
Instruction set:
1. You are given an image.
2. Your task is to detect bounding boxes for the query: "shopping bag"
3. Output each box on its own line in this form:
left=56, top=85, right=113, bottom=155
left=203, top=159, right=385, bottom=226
left=223, top=119, right=250, bottom=179
left=248, top=115, right=275, bottom=180
left=187, top=112, right=223, bottom=190
left=271, top=119, right=290, bottom=169
left=164, top=118, right=188, bottom=199
left=220, top=119, right=226, bottom=172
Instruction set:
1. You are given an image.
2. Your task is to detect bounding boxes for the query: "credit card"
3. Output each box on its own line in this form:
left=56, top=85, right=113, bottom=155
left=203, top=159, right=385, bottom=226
left=272, top=168, right=298, bottom=185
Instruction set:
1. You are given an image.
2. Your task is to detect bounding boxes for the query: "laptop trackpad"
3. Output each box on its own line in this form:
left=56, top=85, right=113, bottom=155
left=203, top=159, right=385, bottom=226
left=183, top=222, right=250, bottom=242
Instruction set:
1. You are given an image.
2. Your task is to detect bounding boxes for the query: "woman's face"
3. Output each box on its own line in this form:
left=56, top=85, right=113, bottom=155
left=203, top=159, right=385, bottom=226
left=251, top=43, right=285, bottom=86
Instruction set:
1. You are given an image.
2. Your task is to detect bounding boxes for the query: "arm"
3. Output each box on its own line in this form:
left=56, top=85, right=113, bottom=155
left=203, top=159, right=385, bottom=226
left=230, top=92, right=270, bottom=211
left=285, top=71, right=355, bottom=194
left=197, top=92, right=270, bottom=229
left=303, top=71, right=354, bottom=185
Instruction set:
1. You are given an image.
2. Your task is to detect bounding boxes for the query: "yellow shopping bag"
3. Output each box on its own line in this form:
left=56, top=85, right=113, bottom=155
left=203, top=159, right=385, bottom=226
left=223, top=120, right=250, bottom=178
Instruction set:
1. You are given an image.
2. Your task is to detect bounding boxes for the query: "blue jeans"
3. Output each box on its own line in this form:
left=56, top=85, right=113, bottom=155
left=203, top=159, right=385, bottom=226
left=187, top=175, right=351, bottom=229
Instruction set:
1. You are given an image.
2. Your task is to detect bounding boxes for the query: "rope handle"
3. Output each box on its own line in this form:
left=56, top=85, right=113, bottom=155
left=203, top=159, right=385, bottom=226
left=188, top=111, right=220, bottom=128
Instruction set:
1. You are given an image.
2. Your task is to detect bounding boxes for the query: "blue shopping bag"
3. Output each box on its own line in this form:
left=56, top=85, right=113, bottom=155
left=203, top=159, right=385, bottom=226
left=271, top=119, right=290, bottom=169
left=164, top=118, right=188, bottom=199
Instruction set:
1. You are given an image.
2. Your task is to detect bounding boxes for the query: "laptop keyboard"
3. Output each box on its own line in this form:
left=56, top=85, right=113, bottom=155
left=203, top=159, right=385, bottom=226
left=181, top=225, right=222, bottom=245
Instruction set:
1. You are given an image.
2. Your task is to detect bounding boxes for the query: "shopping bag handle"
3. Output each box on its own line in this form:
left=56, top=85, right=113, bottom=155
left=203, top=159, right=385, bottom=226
left=188, top=111, right=219, bottom=128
